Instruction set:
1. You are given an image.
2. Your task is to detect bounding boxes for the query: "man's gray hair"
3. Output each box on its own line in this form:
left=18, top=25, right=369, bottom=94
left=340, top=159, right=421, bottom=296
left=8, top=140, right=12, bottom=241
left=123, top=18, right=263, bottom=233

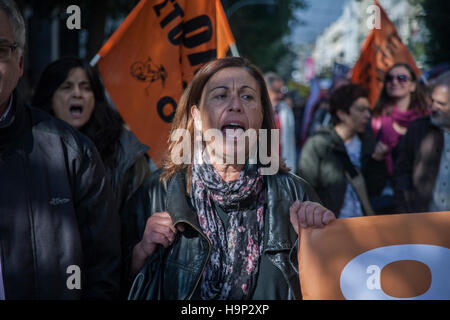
left=432, top=71, right=450, bottom=92
left=0, top=0, right=26, bottom=50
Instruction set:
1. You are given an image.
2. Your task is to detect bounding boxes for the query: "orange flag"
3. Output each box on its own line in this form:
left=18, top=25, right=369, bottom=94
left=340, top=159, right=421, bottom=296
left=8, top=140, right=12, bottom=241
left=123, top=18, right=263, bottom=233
left=94, top=0, right=236, bottom=165
left=351, top=0, right=421, bottom=106
left=216, top=0, right=237, bottom=58
left=298, top=212, right=450, bottom=300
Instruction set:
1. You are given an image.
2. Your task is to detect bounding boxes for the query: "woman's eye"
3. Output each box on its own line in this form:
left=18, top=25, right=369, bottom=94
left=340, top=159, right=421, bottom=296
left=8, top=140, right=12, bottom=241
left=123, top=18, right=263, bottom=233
left=242, top=94, right=254, bottom=100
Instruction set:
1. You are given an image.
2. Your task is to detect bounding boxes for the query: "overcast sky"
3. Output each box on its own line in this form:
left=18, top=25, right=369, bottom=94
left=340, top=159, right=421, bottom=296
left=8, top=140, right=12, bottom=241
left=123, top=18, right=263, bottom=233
left=292, top=0, right=349, bottom=46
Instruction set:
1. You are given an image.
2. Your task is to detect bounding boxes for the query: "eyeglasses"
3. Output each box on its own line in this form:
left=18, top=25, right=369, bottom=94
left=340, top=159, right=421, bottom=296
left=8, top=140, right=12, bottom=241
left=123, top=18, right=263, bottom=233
left=352, top=105, right=371, bottom=114
left=385, top=74, right=410, bottom=84
left=0, top=42, right=19, bottom=61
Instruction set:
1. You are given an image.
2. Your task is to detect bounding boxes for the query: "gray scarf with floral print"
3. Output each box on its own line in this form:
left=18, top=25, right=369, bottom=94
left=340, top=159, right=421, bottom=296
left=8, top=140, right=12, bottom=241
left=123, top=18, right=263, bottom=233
left=191, top=161, right=265, bottom=300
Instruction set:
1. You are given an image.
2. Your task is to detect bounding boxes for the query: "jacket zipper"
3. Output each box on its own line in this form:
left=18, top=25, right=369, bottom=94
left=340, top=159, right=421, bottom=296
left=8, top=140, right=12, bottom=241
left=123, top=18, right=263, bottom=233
left=174, top=219, right=211, bottom=300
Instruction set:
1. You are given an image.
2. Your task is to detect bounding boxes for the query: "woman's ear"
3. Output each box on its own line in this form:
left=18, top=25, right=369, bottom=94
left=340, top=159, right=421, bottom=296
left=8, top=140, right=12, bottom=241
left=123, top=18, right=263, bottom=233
left=336, top=109, right=348, bottom=123
left=191, top=105, right=202, bottom=131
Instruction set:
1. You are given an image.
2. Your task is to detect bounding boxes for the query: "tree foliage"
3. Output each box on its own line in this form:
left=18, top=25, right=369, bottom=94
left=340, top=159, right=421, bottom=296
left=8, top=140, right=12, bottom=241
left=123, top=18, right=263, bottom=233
left=221, top=0, right=306, bottom=78
left=18, top=0, right=140, bottom=59
left=421, top=0, right=450, bottom=65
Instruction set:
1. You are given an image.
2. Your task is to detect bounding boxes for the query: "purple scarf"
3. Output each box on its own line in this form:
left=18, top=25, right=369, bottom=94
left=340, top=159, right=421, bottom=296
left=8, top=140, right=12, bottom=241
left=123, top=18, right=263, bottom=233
left=374, top=106, right=423, bottom=175
left=191, top=161, right=265, bottom=300
left=390, top=106, right=422, bottom=128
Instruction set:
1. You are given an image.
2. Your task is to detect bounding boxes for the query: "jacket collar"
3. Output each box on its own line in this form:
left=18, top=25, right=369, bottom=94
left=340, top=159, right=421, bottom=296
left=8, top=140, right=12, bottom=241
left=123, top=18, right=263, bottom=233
left=165, top=169, right=296, bottom=251
left=166, top=170, right=201, bottom=229
left=318, top=124, right=374, bottom=158
left=117, top=129, right=149, bottom=172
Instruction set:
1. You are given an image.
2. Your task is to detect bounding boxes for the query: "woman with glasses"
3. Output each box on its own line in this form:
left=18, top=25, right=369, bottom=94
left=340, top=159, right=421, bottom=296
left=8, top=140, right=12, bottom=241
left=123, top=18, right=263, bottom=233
left=370, top=63, right=428, bottom=212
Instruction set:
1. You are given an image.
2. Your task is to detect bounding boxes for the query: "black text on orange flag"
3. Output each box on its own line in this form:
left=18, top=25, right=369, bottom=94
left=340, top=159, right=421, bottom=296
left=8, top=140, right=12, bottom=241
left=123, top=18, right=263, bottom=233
left=97, top=0, right=233, bottom=165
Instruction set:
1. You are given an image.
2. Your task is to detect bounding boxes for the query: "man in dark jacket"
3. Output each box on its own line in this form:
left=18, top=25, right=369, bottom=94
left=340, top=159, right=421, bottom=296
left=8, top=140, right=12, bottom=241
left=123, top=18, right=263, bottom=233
left=0, top=0, right=120, bottom=299
left=297, top=84, right=388, bottom=217
left=394, top=72, right=450, bottom=213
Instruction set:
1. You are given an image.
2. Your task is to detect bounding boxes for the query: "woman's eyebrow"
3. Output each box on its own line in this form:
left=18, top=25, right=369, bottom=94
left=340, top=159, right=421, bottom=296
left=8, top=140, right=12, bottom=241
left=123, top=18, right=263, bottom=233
left=210, top=86, right=228, bottom=92
left=241, top=85, right=257, bottom=93
left=209, top=85, right=257, bottom=92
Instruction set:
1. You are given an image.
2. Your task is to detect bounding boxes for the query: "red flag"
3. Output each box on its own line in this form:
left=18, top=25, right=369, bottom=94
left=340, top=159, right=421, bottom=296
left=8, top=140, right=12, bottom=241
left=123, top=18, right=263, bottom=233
left=351, top=0, right=421, bottom=106
left=94, top=0, right=235, bottom=165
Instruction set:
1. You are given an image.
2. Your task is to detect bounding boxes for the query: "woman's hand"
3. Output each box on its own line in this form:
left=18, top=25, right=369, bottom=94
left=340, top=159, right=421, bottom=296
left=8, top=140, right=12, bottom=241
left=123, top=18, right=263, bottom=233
left=289, top=200, right=336, bottom=234
left=372, top=141, right=389, bottom=161
left=131, top=212, right=184, bottom=275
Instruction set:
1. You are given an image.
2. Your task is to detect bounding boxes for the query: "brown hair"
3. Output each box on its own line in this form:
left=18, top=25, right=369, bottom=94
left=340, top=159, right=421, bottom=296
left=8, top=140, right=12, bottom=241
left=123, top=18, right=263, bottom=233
left=373, top=62, right=427, bottom=116
left=160, top=57, right=287, bottom=190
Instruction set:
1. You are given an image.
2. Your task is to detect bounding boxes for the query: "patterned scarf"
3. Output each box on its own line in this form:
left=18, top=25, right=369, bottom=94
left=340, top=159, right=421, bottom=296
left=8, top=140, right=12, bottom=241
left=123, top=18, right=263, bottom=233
left=191, top=159, right=265, bottom=300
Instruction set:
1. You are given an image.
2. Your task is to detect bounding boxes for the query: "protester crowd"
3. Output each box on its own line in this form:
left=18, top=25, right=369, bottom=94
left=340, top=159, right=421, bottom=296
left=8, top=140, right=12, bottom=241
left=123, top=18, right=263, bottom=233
left=1, top=0, right=449, bottom=300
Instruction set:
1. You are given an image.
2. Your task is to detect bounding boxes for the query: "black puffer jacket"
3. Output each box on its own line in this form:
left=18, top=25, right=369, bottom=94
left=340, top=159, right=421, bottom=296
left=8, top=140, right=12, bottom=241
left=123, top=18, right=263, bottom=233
left=123, top=168, right=320, bottom=300
left=0, top=93, right=120, bottom=299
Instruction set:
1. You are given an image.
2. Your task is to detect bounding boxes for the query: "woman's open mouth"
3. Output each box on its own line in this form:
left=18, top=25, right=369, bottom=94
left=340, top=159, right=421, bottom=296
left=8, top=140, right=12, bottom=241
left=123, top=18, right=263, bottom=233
left=69, top=104, right=84, bottom=118
left=221, top=123, right=246, bottom=139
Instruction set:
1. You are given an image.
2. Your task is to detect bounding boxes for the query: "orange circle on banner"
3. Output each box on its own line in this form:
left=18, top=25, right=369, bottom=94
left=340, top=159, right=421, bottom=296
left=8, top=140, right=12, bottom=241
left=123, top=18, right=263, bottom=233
left=380, top=260, right=432, bottom=298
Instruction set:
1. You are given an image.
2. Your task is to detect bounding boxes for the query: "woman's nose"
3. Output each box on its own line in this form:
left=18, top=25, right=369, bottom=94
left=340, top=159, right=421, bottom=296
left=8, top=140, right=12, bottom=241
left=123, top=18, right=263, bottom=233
left=229, top=94, right=242, bottom=112
left=72, top=85, right=82, bottom=97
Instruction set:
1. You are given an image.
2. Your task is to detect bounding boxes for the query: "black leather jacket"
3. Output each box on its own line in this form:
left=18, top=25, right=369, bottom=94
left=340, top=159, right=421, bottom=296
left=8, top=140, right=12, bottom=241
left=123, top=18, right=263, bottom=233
left=124, top=168, right=320, bottom=300
left=0, top=94, right=121, bottom=299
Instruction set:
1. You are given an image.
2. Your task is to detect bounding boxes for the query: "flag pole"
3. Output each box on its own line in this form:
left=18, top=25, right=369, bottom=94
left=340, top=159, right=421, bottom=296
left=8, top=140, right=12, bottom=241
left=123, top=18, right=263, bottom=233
left=90, top=54, right=100, bottom=67
left=229, top=43, right=240, bottom=57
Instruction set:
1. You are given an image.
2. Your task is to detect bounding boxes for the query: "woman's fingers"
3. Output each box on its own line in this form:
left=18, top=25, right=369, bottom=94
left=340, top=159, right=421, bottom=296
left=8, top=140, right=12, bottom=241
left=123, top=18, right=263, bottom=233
left=142, top=211, right=179, bottom=251
left=176, top=223, right=185, bottom=232
left=151, top=223, right=176, bottom=242
left=143, top=231, right=171, bottom=249
left=313, top=206, right=324, bottom=228
left=150, top=212, right=177, bottom=233
left=292, top=201, right=336, bottom=229
left=305, top=202, right=316, bottom=227
left=289, top=200, right=301, bottom=234
left=298, top=201, right=308, bottom=228
left=322, top=210, right=336, bottom=225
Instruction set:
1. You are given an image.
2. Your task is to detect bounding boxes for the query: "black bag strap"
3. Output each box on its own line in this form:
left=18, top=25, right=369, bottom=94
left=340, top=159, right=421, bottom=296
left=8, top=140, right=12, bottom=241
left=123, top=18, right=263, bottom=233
left=336, top=151, right=374, bottom=216
left=336, top=151, right=358, bottom=178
